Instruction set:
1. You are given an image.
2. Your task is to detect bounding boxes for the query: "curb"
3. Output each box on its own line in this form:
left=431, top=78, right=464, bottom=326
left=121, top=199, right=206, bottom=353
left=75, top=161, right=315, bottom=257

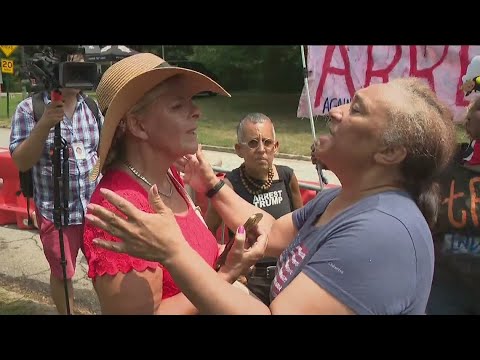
left=201, top=144, right=311, bottom=162
left=0, top=129, right=311, bottom=161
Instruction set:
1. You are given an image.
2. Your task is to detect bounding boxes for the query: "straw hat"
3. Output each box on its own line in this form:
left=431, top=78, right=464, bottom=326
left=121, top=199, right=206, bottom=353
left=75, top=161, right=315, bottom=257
left=90, top=52, right=230, bottom=181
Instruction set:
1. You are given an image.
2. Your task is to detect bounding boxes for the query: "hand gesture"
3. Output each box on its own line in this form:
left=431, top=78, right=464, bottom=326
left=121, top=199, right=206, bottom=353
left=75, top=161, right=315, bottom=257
left=40, top=100, right=65, bottom=129
left=217, top=225, right=268, bottom=281
left=86, top=185, right=185, bottom=263
left=182, top=144, right=218, bottom=194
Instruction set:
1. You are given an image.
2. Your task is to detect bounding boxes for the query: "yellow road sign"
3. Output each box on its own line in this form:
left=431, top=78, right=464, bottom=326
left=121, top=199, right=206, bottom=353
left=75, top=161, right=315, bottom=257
left=0, top=46, right=18, bottom=57
left=1, top=59, right=14, bottom=74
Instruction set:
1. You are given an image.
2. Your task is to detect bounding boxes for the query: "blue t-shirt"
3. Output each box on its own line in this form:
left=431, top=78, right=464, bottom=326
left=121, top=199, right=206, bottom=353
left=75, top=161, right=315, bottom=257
left=270, top=188, right=434, bottom=315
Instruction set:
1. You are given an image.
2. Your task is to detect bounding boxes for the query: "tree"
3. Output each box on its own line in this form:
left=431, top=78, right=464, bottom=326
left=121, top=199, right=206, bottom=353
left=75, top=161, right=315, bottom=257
left=189, top=45, right=303, bottom=92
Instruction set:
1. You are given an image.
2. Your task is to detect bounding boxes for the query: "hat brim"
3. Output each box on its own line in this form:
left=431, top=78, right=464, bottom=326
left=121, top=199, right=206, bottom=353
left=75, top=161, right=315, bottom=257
left=91, top=66, right=230, bottom=181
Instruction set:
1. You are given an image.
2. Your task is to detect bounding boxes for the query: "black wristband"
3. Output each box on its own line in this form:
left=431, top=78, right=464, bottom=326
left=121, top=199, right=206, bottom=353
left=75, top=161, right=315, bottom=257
left=206, top=179, right=225, bottom=198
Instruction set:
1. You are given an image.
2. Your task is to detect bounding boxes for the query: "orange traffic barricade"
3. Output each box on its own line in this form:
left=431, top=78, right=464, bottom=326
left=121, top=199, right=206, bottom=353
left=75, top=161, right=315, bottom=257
left=0, top=147, right=36, bottom=230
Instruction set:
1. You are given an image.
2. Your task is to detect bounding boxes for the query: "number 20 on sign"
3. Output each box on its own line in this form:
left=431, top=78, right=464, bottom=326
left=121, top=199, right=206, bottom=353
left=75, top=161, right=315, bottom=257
left=1, top=59, right=14, bottom=74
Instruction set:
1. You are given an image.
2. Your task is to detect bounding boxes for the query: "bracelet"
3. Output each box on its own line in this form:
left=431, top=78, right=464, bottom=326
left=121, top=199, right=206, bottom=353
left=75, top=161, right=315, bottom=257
left=206, top=179, right=225, bottom=198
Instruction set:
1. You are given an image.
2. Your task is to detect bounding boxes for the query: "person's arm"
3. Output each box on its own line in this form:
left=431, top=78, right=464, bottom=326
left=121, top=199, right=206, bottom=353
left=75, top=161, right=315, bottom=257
left=153, top=225, right=352, bottom=315
left=289, top=173, right=304, bottom=210
left=265, top=190, right=326, bottom=257
left=86, top=188, right=242, bottom=315
left=156, top=267, right=237, bottom=315
left=204, top=203, right=222, bottom=235
left=204, top=178, right=234, bottom=236
left=97, top=222, right=346, bottom=315
left=89, top=185, right=352, bottom=314
left=138, top=206, right=417, bottom=315
left=184, top=148, right=278, bottom=236
left=94, top=256, right=240, bottom=315
left=89, top=223, right=240, bottom=315
left=10, top=99, right=65, bottom=172
left=94, top=267, right=164, bottom=314
left=162, top=254, right=353, bottom=315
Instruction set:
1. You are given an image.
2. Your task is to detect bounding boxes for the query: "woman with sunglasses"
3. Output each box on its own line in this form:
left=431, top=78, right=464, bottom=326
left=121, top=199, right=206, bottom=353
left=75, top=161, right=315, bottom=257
left=204, top=113, right=303, bottom=305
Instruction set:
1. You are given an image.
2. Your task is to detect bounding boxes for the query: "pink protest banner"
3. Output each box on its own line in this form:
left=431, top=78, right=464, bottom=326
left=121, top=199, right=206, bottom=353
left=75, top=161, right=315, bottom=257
left=297, top=46, right=480, bottom=122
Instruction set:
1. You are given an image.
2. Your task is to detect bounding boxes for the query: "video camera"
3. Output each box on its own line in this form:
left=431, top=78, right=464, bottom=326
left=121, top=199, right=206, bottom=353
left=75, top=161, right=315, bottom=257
left=20, top=45, right=98, bottom=93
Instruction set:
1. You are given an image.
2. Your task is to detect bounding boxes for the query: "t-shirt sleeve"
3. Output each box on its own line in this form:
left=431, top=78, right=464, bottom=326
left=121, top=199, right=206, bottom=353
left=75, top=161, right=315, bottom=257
left=302, top=211, right=418, bottom=315
left=83, top=188, right=161, bottom=279
left=292, top=189, right=337, bottom=230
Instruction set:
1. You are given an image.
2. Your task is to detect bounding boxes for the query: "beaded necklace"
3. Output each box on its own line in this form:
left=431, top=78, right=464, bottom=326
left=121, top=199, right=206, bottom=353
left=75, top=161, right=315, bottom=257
left=239, top=163, right=274, bottom=196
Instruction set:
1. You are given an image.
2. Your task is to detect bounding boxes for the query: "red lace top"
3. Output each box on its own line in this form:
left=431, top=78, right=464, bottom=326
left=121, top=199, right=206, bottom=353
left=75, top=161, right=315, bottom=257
left=83, top=167, right=219, bottom=299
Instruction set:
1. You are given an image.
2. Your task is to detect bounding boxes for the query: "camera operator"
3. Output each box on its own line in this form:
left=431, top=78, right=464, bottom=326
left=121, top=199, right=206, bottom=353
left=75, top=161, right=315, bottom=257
left=9, top=51, right=103, bottom=315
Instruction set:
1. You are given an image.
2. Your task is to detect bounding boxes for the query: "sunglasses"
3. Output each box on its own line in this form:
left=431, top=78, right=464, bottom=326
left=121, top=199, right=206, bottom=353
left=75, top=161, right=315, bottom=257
left=240, top=138, right=276, bottom=150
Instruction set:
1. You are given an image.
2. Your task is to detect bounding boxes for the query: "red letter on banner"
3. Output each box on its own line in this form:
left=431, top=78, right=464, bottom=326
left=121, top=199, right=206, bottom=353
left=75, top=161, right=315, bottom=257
left=409, top=46, right=448, bottom=91
left=364, top=46, right=402, bottom=87
left=456, top=45, right=471, bottom=107
left=314, top=46, right=356, bottom=108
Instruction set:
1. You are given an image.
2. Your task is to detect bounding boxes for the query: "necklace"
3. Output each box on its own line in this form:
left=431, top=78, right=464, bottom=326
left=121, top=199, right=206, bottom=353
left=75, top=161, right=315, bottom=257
left=124, top=162, right=173, bottom=197
left=239, top=163, right=274, bottom=195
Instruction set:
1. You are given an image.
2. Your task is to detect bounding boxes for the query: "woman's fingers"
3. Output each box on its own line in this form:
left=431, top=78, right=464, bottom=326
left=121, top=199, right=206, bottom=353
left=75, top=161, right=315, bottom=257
left=148, top=184, right=170, bottom=214
left=231, top=225, right=246, bottom=253
left=99, top=188, right=141, bottom=219
left=250, top=232, right=268, bottom=259
left=93, top=238, right=127, bottom=254
left=85, top=212, right=123, bottom=239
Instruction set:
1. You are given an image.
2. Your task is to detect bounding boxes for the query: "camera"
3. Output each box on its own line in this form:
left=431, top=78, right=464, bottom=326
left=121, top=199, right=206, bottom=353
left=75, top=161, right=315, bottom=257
left=20, top=45, right=98, bottom=92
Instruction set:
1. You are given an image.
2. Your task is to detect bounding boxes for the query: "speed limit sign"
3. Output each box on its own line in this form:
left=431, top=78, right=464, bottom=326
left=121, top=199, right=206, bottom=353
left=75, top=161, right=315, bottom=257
left=1, top=58, right=14, bottom=74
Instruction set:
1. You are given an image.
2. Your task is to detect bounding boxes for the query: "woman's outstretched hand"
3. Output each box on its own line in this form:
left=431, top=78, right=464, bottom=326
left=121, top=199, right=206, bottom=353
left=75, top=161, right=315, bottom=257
left=86, top=184, right=268, bottom=279
left=86, top=185, right=185, bottom=263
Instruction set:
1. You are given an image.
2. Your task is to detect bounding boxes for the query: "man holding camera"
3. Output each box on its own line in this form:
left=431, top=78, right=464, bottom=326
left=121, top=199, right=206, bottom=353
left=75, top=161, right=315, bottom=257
left=9, top=51, right=103, bottom=314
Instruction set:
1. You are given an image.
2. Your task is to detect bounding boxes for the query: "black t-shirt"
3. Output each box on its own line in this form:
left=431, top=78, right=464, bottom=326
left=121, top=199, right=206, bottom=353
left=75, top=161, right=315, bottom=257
left=434, top=160, right=480, bottom=293
left=226, top=164, right=295, bottom=266
left=226, top=164, right=294, bottom=219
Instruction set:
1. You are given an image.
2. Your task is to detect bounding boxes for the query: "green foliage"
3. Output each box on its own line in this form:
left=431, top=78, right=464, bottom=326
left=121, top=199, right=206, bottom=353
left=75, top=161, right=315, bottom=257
left=5, top=45, right=305, bottom=93
left=189, top=45, right=303, bottom=92
left=126, top=45, right=305, bottom=92
left=127, top=45, right=194, bottom=60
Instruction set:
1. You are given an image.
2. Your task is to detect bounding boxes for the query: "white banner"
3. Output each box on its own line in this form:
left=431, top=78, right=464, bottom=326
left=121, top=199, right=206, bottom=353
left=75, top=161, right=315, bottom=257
left=297, top=46, right=480, bottom=122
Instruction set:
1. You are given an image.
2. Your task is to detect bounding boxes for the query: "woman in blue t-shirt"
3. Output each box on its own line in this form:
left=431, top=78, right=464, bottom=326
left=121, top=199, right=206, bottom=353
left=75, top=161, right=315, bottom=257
left=87, top=77, right=456, bottom=315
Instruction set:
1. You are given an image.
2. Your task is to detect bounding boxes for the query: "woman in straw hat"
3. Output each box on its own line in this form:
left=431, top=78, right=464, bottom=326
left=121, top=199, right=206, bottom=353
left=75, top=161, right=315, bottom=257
left=83, top=53, right=259, bottom=314
left=88, top=77, right=456, bottom=315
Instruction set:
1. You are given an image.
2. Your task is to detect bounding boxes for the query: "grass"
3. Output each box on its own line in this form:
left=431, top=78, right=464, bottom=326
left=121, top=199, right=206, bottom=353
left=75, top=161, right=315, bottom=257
left=0, top=92, right=25, bottom=127
left=0, top=92, right=471, bottom=156
left=194, top=92, right=330, bottom=156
